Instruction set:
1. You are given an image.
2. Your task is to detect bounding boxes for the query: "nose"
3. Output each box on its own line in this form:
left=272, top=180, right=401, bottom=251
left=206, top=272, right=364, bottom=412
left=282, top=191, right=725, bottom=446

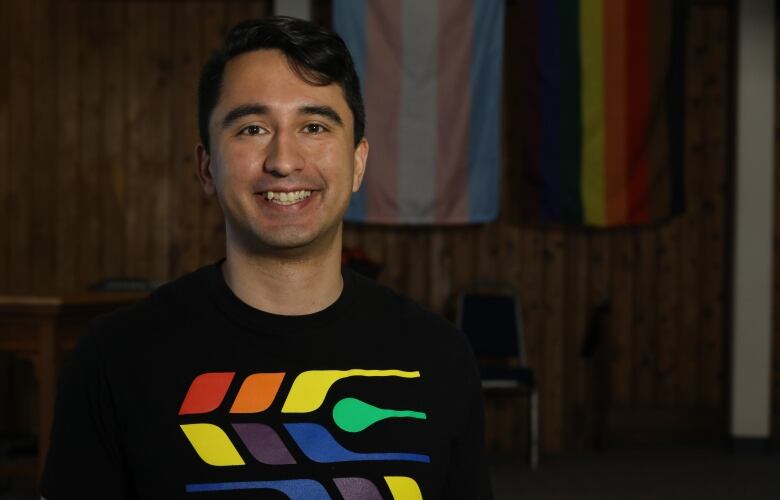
left=264, top=130, right=303, bottom=177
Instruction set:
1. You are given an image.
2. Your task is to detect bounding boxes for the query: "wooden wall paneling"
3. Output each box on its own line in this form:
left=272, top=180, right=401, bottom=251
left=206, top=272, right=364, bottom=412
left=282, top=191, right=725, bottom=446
left=341, top=224, right=360, bottom=250
left=151, top=4, right=174, bottom=282
left=169, top=2, right=204, bottom=279
left=518, top=228, right=543, bottom=389
left=677, top=208, right=702, bottom=406
left=683, top=6, right=707, bottom=406
left=540, top=227, right=565, bottom=451
left=246, top=0, right=271, bottom=19
left=473, top=222, right=500, bottom=283
left=226, top=0, right=250, bottom=20
left=29, top=0, right=57, bottom=292
left=125, top=3, right=151, bottom=280
left=655, top=219, right=682, bottom=405
left=631, top=229, right=658, bottom=407
left=583, top=231, right=611, bottom=447
left=563, top=229, right=591, bottom=449
left=427, top=228, right=451, bottom=313
left=406, top=229, right=430, bottom=307
left=499, top=224, right=521, bottom=290
left=635, top=2, right=685, bottom=402
left=198, top=2, right=228, bottom=263
left=698, top=7, right=729, bottom=410
left=7, top=0, right=34, bottom=292
left=0, top=0, right=8, bottom=288
left=608, top=232, right=635, bottom=408
left=55, top=0, right=79, bottom=292
left=359, top=226, right=387, bottom=288
left=380, top=229, right=403, bottom=294
left=449, top=227, right=477, bottom=296
left=101, top=2, right=128, bottom=283
left=78, top=1, right=104, bottom=290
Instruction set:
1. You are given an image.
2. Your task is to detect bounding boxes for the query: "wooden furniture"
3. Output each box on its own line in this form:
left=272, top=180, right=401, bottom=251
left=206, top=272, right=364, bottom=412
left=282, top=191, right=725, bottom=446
left=0, top=292, right=146, bottom=480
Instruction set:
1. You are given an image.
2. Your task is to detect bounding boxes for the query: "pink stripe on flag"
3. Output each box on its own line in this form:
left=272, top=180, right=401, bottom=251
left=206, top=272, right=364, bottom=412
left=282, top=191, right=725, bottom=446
left=364, top=0, right=403, bottom=222
left=436, top=0, right=473, bottom=222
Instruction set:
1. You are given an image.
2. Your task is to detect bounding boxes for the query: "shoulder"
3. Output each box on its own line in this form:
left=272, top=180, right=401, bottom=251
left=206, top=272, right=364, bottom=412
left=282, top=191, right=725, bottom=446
left=349, top=270, right=471, bottom=354
left=86, top=263, right=216, bottom=348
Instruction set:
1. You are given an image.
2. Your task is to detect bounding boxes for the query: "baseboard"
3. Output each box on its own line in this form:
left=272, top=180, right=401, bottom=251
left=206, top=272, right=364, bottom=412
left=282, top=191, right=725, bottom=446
left=602, top=406, right=725, bottom=445
left=730, top=436, right=770, bottom=454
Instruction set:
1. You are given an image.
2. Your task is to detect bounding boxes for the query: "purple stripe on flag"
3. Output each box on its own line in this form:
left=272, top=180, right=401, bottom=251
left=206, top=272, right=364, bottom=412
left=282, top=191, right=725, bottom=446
left=537, top=0, right=562, bottom=222
left=364, top=0, right=403, bottom=222
left=516, top=0, right=541, bottom=221
left=436, top=0, right=473, bottom=223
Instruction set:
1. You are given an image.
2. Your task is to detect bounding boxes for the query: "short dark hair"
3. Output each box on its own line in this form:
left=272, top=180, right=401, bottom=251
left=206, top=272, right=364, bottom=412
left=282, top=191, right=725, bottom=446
left=198, top=16, right=365, bottom=153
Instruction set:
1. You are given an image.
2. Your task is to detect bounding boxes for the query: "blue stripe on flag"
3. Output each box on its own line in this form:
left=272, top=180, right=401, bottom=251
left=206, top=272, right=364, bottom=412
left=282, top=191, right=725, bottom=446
left=334, top=0, right=368, bottom=221
left=468, top=0, right=504, bottom=222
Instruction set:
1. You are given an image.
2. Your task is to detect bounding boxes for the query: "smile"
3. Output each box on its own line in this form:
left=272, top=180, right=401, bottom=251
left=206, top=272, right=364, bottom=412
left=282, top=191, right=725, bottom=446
left=262, top=190, right=313, bottom=205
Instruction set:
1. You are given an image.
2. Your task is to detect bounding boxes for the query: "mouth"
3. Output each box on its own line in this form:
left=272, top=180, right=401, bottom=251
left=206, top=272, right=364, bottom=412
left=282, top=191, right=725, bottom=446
left=259, top=190, right=313, bottom=206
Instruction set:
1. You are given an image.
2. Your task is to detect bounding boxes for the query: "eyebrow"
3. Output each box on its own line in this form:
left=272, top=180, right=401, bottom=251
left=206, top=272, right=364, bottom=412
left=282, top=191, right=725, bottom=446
left=300, top=105, right=344, bottom=127
left=221, top=104, right=269, bottom=129
left=221, top=103, right=345, bottom=129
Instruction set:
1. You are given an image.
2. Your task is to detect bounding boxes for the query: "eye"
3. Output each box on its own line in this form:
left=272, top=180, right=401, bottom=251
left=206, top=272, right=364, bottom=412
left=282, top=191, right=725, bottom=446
left=239, top=125, right=264, bottom=136
left=303, top=123, right=327, bottom=134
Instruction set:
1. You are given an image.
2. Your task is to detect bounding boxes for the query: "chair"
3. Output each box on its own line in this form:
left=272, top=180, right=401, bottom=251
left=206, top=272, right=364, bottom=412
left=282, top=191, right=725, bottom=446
left=455, top=283, right=538, bottom=469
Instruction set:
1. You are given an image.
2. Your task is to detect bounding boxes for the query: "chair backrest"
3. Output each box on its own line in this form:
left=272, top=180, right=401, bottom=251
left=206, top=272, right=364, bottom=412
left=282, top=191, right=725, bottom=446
left=456, top=284, right=527, bottom=365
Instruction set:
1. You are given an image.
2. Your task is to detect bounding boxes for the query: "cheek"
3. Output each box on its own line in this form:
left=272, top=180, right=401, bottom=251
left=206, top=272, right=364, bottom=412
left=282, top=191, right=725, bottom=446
left=310, top=143, right=352, bottom=183
left=220, top=146, right=263, bottom=184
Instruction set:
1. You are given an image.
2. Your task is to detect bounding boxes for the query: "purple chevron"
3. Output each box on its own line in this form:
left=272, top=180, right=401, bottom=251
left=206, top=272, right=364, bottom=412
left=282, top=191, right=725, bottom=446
left=333, top=477, right=383, bottom=500
left=232, top=423, right=296, bottom=465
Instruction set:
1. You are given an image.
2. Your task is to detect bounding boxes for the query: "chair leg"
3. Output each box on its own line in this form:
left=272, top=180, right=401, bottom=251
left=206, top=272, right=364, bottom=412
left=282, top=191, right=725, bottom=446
left=529, top=388, right=539, bottom=470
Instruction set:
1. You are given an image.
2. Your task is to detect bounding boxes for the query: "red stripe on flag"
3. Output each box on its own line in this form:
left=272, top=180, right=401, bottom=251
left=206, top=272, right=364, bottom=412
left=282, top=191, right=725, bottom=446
left=626, top=0, right=650, bottom=224
left=436, top=0, right=473, bottom=222
left=365, top=0, right=403, bottom=222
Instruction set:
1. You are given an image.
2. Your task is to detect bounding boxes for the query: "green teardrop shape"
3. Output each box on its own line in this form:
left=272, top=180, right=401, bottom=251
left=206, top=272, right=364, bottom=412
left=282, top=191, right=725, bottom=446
left=332, top=397, right=426, bottom=433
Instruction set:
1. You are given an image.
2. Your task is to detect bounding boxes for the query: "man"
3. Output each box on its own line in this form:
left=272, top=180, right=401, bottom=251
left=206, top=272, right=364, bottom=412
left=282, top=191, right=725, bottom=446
left=42, top=17, right=492, bottom=499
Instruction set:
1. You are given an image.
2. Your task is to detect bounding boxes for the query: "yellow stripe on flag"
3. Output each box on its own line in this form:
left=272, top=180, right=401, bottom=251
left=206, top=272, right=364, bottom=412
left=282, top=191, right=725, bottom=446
left=579, top=0, right=605, bottom=225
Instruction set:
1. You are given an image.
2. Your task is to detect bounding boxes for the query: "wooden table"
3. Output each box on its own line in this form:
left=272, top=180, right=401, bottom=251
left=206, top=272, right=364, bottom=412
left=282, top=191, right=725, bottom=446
left=0, top=292, right=146, bottom=480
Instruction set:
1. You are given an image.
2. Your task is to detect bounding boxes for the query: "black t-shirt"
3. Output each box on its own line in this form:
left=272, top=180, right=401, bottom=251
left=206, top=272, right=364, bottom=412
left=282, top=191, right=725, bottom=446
left=41, top=262, right=493, bottom=499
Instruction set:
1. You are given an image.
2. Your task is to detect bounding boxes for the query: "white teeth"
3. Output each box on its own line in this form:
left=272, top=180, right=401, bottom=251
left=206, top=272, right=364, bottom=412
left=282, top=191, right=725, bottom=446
left=263, top=190, right=312, bottom=205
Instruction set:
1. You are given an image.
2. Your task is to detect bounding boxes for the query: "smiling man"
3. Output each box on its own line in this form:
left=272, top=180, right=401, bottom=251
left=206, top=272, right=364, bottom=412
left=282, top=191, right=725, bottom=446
left=41, top=17, right=492, bottom=499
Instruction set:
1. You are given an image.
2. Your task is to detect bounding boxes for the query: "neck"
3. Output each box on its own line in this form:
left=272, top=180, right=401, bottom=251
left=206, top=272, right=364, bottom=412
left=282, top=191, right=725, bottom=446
left=221, top=230, right=344, bottom=316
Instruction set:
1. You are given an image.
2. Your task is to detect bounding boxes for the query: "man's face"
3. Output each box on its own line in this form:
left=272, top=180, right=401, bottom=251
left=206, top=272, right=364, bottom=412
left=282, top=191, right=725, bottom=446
left=198, top=49, right=368, bottom=256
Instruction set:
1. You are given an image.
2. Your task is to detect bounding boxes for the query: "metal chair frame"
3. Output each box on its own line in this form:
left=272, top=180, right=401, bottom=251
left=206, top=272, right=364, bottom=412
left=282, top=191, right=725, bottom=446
left=456, top=282, right=538, bottom=470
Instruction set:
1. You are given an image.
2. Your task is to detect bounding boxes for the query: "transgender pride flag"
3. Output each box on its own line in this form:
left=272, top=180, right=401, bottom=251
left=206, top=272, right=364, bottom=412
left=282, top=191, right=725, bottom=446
left=334, top=0, right=505, bottom=224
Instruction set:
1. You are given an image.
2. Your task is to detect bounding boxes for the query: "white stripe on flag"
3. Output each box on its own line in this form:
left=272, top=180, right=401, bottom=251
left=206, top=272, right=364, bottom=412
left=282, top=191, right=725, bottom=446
left=273, top=0, right=311, bottom=21
left=398, top=0, right=438, bottom=222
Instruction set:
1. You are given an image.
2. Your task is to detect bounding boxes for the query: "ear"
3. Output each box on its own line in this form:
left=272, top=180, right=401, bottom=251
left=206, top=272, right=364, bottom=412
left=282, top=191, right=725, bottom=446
left=196, top=143, right=216, bottom=196
left=352, top=138, right=369, bottom=192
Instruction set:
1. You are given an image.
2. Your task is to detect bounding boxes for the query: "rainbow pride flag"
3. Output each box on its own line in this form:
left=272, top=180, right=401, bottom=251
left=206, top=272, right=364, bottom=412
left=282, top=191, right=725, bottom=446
left=334, top=0, right=504, bottom=224
left=516, top=0, right=687, bottom=226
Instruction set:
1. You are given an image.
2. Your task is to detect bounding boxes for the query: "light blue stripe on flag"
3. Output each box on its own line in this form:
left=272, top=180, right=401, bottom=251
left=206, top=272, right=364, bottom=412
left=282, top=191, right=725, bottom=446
left=468, top=0, right=504, bottom=222
left=334, top=0, right=367, bottom=221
